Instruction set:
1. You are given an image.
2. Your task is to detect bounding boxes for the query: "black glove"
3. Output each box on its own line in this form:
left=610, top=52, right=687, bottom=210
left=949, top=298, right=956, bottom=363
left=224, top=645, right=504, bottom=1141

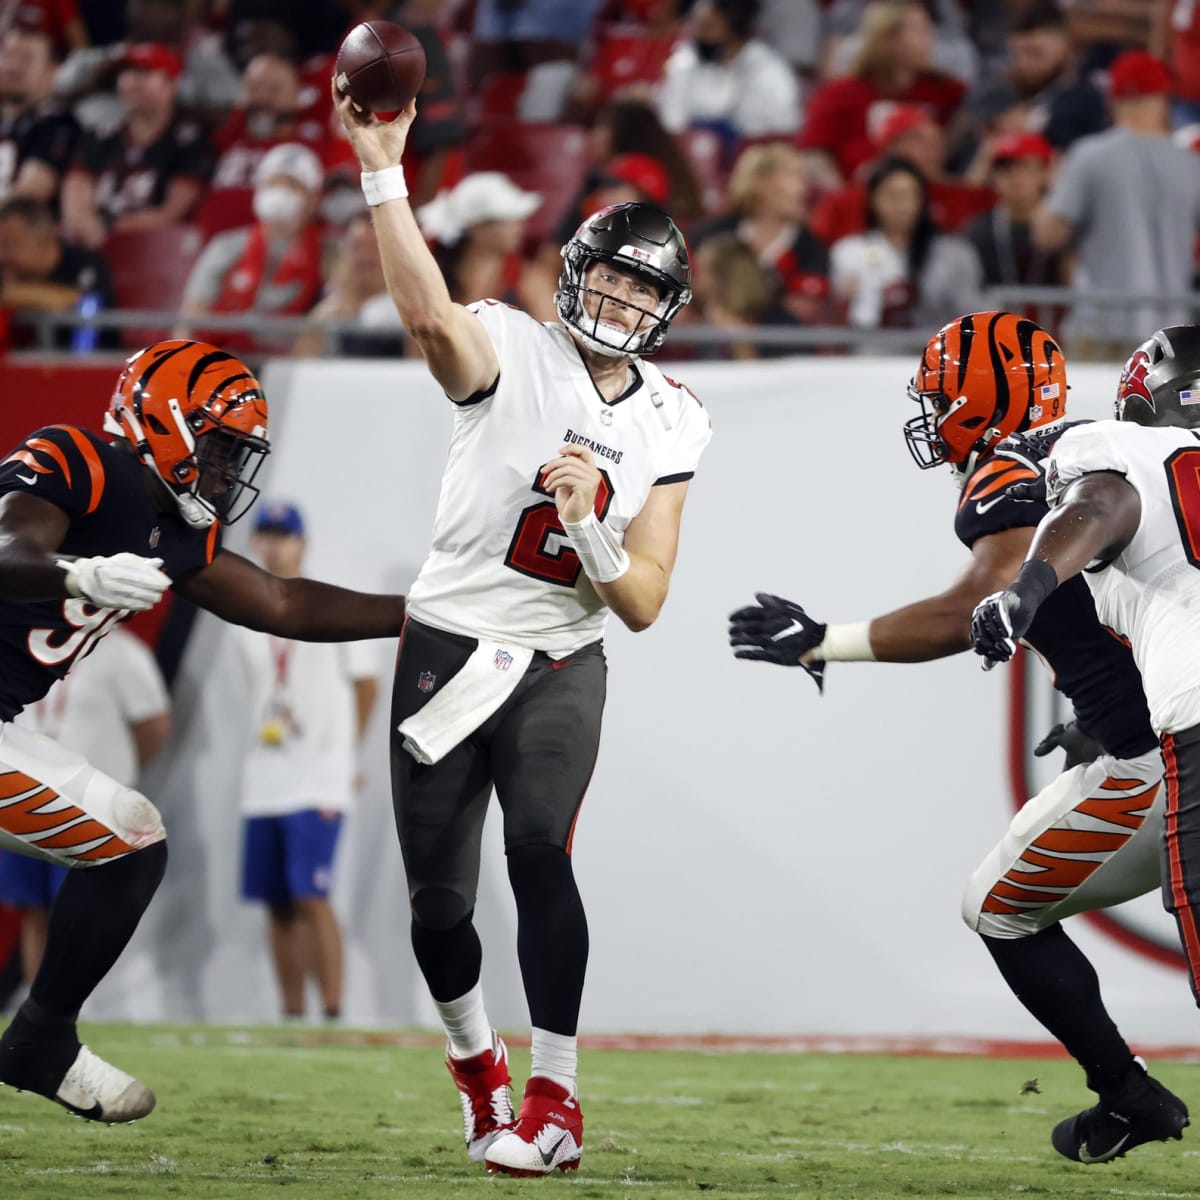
left=993, top=432, right=1048, bottom=504
left=970, top=560, right=1058, bottom=669
left=728, top=592, right=827, bottom=692
left=1034, top=720, right=1104, bottom=770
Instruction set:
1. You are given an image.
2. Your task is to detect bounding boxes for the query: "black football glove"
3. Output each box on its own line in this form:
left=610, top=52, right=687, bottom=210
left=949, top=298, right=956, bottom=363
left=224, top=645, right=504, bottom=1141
left=728, top=592, right=827, bottom=692
left=971, top=560, right=1059, bottom=670
left=1034, top=720, right=1104, bottom=770
left=993, top=432, right=1048, bottom=503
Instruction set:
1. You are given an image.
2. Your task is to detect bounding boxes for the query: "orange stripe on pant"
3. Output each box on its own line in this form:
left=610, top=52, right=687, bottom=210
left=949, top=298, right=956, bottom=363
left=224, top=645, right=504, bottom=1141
left=1162, top=735, right=1200, bottom=1000
left=0, top=773, right=135, bottom=862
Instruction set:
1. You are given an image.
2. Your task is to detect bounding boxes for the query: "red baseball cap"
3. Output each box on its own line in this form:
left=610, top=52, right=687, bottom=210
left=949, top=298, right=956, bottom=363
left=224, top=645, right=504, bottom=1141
left=1108, top=50, right=1171, bottom=100
left=599, top=153, right=671, bottom=206
left=871, top=103, right=934, bottom=150
left=992, top=131, right=1055, bottom=165
left=123, top=42, right=183, bottom=80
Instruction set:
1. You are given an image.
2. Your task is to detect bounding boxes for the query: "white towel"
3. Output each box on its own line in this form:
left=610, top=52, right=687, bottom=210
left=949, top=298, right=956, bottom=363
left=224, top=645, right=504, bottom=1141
left=398, top=640, right=534, bottom=765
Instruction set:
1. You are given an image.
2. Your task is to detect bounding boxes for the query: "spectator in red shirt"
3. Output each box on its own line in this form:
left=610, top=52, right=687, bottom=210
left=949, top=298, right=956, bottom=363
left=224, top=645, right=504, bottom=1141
left=60, top=42, right=214, bottom=250
left=810, top=103, right=995, bottom=244
left=798, top=0, right=966, bottom=185
left=211, top=53, right=328, bottom=197
left=176, top=141, right=326, bottom=351
left=694, top=141, right=831, bottom=324
left=0, top=23, right=79, bottom=206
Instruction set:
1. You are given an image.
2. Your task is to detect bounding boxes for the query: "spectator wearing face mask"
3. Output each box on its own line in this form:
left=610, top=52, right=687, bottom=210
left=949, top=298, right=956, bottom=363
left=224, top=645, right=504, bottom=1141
left=176, top=141, right=325, bottom=351
left=656, top=0, right=800, bottom=144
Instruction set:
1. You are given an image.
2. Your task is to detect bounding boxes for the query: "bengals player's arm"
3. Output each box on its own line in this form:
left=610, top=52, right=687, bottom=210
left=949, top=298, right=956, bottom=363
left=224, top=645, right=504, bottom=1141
left=859, top=526, right=1035, bottom=662
left=591, top=481, right=689, bottom=633
left=329, top=86, right=499, bottom=403
left=1026, top=471, right=1141, bottom=582
left=174, top=550, right=405, bottom=641
left=0, top=492, right=73, bottom=602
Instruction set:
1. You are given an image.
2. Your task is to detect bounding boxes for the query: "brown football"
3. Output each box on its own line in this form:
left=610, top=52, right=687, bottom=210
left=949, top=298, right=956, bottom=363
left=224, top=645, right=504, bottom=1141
left=334, top=20, right=426, bottom=118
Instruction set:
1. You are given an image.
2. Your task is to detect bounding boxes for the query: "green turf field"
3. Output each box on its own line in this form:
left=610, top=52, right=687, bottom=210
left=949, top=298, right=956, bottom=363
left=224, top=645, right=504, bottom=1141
left=0, top=1025, right=1197, bottom=1199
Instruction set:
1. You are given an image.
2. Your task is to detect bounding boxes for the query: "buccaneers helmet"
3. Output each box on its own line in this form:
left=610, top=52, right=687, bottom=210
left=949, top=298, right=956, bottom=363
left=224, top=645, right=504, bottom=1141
left=1115, top=325, right=1200, bottom=428
left=556, top=202, right=691, bottom=357
left=104, top=340, right=269, bottom=529
left=905, top=311, right=1067, bottom=484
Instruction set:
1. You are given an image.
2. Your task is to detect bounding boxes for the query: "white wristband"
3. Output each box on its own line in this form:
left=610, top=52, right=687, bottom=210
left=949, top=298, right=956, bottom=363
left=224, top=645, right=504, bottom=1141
left=361, top=165, right=408, bottom=207
left=562, top=511, right=630, bottom=584
left=814, top=621, right=875, bottom=663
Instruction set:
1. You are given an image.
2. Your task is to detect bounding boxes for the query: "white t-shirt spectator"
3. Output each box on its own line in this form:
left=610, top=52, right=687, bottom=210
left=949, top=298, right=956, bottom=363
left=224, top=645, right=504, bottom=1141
left=15, top=628, right=169, bottom=788
left=235, top=632, right=378, bottom=818
left=657, top=39, right=801, bottom=139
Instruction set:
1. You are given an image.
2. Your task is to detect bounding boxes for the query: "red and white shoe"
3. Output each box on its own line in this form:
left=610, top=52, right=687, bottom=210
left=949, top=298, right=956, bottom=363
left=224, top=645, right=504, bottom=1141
left=446, top=1033, right=515, bottom=1162
left=485, top=1076, right=583, bottom=1177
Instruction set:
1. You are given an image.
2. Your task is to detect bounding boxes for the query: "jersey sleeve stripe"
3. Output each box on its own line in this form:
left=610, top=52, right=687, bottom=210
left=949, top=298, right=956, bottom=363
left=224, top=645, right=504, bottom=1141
left=23, top=436, right=73, bottom=487
left=2, top=449, right=55, bottom=476
left=56, top=426, right=106, bottom=514
left=653, top=471, right=693, bottom=486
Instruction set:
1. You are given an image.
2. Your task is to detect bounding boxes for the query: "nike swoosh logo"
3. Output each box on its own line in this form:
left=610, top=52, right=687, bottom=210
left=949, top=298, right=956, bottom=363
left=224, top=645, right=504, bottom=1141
left=770, top=619, right=807, bottom=642
left=58, top=1098, right=103, bottom=1120
left=540, top=1135, right=568, bottom=1166
left=975, top=496, right=1008, bottom=516
left=16, top=472, right=38, bottom=486
left=1078, top=1130, right=1130, bottom=1164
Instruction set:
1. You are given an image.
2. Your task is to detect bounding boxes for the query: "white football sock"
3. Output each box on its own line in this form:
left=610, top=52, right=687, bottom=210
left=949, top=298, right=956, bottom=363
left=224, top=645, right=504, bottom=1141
left=530, top=1026, right=577, bottom=1095
left=436, top=982, right=493, bottom=1059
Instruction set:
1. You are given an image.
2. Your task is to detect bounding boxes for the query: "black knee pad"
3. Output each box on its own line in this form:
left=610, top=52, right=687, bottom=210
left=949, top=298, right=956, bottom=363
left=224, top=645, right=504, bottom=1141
left=411, top=886, right=471, bottom=931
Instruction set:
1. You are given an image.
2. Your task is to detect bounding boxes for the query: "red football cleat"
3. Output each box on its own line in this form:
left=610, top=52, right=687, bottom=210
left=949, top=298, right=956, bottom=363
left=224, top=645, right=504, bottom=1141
left=485, top=1076, right=583, bottom=1176
left=445, top=1033, right=514, bottom=1162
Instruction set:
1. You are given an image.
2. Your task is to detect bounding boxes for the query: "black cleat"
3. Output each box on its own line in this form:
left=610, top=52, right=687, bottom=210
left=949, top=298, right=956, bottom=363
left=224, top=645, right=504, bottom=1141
left=1052, top=1062, right=1189, bottom=1164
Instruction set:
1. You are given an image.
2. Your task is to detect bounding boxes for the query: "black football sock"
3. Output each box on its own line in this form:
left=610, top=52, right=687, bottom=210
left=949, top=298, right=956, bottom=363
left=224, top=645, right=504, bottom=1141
left=411, top=910, right=483, bottom=1003
left=507, top=844, right=588, bottom=1035
left=29, top=841, right=168, bottom=1021
left=982, top=925, right=1135, bottom=1093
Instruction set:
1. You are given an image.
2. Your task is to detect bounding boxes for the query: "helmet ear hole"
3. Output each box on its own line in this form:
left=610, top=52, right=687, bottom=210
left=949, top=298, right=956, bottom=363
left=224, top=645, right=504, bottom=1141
left=145, top=413, right=169, bottom=436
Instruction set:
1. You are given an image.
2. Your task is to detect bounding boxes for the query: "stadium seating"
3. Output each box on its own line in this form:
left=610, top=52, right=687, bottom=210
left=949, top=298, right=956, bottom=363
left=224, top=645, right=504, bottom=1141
left=466, top=123, right=592, bottom=249
left=102, top=224, right=205, bottom=347
left=676, top=127, right=727, bottom=214
left=192, top=187, right=255, bottom=241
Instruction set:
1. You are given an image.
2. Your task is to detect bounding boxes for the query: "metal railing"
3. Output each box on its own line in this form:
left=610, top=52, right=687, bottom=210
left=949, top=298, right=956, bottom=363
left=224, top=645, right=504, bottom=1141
left=10, top=287, right=1200, bottom=361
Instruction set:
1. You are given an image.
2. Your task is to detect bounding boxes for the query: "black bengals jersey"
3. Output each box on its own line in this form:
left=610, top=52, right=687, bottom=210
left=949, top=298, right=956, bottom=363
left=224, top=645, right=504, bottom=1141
left=72, top=114, right=215, bottom=223
left=0, top=100, right=80, bottom=201
left=0, top=425, right=216, bottom=720
left=955, top=439, right=1157, bottom=760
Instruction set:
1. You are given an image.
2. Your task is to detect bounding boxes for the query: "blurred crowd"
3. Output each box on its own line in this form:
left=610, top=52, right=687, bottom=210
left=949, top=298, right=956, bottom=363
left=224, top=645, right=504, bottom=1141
left=1, top=0, right=1200, bottom=361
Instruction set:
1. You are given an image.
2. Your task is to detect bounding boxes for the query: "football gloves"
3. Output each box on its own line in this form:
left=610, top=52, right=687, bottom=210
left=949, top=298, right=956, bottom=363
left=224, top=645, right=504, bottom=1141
left=728, top=592, right=827, bottom=692
left=993, top=432, right=1048, bottom=503
left=1034, top=720, right=1104, bottom=770
left=971, top=560, right=1059, bottom=670
left=59, top=553, right=172, bottom=611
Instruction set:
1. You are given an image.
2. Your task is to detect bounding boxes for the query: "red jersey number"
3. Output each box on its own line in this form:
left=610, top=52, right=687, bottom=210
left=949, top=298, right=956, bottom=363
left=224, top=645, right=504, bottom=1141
left=504, top=467, right=614, bottom=587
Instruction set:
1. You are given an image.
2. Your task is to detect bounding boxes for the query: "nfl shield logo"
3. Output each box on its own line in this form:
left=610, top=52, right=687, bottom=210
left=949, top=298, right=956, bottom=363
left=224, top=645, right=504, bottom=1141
left=417, top=670, right=436, bottom=693
left=494, top=649, right=514, bottom=671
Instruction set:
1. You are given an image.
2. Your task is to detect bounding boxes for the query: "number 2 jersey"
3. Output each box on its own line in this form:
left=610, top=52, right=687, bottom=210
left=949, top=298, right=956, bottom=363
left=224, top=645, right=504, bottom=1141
left=405, top=301, right=713, bottom=653
left=1046, top=419, right=1200, bottom=735
left=955, top=433, right=1156, bottom=758
left=0, top=425, right=216, bottom=721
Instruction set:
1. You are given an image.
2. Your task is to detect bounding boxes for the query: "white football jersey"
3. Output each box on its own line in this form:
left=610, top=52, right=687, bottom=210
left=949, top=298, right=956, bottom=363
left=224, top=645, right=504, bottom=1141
left=1047, top=420, right=1200, bottom=733
left=405, top=302, right=712, bottom=653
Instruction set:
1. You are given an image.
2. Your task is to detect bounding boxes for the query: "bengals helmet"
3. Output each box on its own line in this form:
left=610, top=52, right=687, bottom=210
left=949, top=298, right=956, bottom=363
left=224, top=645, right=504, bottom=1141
left=905, top=311, right=1067, bottom=484
left=104, top=340, right=269, bottom=529
left=1116, top=325, right=1200, bottom=428
left=556, top=202, right=691, bottom=357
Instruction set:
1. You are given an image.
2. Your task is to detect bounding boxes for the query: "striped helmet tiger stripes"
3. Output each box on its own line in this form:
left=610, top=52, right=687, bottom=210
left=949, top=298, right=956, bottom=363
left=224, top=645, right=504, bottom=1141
left=104, top=340, right=270, bottom=530
left=904, top=311, right=1067, bottom=484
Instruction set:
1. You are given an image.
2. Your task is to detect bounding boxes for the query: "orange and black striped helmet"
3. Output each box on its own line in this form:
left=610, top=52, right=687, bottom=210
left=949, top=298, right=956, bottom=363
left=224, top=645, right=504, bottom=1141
left=904, top=312, right=1067, bottom=482
left=104, top=340, right=269, bottom=529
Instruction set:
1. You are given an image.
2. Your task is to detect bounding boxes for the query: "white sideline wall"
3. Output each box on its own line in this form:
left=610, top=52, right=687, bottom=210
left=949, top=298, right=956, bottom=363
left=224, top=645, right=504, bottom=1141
left=86, top=355, right=1196, bottom=1043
